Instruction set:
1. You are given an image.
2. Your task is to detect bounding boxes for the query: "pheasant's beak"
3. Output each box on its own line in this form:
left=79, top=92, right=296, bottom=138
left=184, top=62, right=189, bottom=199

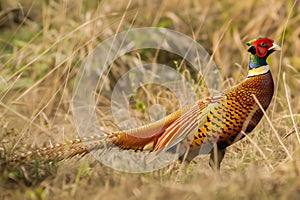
left=268, top=42, right=281, bottom=51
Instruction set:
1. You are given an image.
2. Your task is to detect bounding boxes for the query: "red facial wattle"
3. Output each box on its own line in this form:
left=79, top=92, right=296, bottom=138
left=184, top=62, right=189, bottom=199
left=252, top=38, right=274, bottom=58
left=256, top=46, right=268, bottom=57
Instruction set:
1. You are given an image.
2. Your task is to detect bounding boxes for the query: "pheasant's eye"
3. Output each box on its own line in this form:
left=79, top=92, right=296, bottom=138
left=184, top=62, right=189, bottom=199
left=260, top=42, right=267, bottom=47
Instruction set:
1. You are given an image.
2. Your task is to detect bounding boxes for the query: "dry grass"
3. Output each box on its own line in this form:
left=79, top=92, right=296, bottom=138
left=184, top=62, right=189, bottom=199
left=0, top=0, right=300, bottom=199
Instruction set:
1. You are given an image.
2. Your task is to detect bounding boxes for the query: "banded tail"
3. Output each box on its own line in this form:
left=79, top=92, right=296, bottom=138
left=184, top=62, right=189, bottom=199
left=8, top=97, right=218, bottom=164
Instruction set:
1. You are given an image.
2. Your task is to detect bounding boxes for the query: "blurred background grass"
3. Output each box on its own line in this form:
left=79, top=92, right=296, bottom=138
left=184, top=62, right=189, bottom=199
left=0, top=0, right=300, bottom=199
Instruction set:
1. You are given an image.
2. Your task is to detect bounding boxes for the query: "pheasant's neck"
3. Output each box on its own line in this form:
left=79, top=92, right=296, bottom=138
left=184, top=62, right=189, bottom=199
left=249, top=54, right=268, bottom=69
left=248, top=55, right=270, bottom=77
left=248, top=65, right=270, bottom=77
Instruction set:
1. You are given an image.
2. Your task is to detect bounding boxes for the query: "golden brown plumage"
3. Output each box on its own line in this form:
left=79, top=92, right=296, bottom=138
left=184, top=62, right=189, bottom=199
left=8, top=37, right=281, bottom=170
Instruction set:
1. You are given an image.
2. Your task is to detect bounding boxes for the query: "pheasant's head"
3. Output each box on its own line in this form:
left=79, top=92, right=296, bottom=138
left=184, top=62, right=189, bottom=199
left=246, top=37, right=281, bottom=69
left=247, top=37, right=281, bottom=58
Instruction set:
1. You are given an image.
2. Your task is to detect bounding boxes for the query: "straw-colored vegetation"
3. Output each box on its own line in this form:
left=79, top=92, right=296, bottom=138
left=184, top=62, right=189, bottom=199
left=0, top=0, right=300, bottom=199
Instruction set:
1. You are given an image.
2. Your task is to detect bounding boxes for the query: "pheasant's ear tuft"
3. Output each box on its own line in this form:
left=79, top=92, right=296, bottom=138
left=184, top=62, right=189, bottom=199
left=246, top=38, right=258, bottom=46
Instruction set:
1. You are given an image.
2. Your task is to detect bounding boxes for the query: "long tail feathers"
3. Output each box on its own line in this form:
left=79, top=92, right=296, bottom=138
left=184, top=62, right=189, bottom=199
left=9, top=135, right=111, bottom=164
left=6, top=96, right=223, bottom=165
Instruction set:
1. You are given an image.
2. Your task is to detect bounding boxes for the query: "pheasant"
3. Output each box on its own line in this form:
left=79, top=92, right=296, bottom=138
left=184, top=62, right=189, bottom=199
left=8, top=37, right=281, bottom=170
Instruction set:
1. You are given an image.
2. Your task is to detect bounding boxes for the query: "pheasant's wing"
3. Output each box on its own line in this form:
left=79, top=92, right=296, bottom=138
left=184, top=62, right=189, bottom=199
left=109, top=102, right=199, bottom=150
left=114, top=103, right=194, bottom=139
left=153, top=96, right=224, bottom=151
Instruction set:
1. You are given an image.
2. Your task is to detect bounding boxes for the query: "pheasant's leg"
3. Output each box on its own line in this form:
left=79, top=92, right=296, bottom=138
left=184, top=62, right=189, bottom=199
left=178, top=144, right=199, bottom=163
left=209, top=146, right=226, bottom=171
left=176, top=147, right=198, bottom=176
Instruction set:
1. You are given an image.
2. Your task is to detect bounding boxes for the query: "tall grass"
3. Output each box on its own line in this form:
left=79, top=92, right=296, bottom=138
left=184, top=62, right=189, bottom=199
left=0, top=0, right=299, bottom=199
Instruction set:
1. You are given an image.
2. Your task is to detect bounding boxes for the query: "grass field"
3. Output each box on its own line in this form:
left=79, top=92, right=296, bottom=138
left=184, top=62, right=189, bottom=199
left=0, top=0, right=300, bottom=199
